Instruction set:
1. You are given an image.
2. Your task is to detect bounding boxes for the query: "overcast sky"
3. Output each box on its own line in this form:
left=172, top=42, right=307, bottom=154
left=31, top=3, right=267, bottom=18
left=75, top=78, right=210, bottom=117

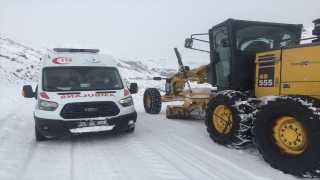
left=1, top=0, right=319, bottom=61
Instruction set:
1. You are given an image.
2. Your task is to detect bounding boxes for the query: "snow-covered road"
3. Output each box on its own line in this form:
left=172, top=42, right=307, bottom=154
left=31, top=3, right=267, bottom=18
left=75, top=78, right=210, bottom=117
left=0, top=84, right=299, bottom=180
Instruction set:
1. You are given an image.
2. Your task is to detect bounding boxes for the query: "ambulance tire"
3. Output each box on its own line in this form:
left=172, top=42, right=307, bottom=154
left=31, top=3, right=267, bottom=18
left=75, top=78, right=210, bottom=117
left=124, top=126, right=135, bottom=133
left=35, top=126, right=48, bottom=142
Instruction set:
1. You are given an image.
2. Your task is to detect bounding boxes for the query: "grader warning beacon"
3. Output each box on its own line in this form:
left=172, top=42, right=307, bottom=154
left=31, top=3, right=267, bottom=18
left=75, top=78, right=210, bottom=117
left=143, top=18, right=320, bottom=178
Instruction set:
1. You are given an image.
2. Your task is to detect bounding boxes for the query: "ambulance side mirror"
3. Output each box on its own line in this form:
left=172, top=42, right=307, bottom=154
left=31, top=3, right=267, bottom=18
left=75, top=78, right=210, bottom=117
left=129, top=83, right=138, bottom=94
left=22, top=85, right=35, bottom=98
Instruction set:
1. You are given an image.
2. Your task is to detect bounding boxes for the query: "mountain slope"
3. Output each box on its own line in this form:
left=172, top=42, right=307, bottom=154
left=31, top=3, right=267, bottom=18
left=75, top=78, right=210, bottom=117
left=0, top=26, right=314, bottom=87
left=0, top=38, right=208, bottom=87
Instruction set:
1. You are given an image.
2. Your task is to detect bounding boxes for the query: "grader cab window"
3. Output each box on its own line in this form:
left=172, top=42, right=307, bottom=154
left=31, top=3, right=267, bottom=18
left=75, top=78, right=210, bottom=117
left=235, top=25, right=298, bottom=52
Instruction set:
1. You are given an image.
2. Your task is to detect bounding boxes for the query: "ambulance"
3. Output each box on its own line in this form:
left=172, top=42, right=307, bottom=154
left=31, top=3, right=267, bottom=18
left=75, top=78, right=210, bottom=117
left=22, top=48, right=138, bottom=141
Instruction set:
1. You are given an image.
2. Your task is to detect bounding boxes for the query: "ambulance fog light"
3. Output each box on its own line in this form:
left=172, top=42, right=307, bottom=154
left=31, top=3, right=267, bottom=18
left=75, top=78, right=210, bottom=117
left=119, top=96, right=133, bottom=107
left=128, top=120, right=134, bottom=125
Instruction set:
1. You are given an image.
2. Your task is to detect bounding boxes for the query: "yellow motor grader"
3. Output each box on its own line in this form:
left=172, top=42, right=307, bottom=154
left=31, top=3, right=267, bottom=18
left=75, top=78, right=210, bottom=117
left=143, top=18, right=320, bottom=178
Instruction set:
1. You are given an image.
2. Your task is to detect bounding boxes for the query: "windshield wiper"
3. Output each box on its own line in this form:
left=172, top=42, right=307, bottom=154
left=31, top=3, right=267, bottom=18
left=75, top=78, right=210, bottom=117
left=45, top=86, right=64, bottom=91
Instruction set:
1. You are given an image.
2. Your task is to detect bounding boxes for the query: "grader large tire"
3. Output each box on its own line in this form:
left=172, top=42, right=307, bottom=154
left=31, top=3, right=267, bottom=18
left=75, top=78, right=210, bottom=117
left=143, top=88, right=162, bottom=114
left=253, top=97, right=320, bottom=178
left=205, top=90, right=257, bottom=148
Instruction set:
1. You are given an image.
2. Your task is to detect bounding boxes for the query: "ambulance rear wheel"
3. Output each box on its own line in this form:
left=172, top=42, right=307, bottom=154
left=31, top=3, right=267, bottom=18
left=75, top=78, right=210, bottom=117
left=35, top=126, right=48, bottom=142
left=124, top=126, right=135, bottom=133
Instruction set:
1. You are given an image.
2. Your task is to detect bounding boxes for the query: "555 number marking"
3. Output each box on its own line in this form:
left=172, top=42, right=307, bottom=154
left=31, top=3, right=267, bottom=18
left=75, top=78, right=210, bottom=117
left=258, top=74, right=273, bottom=87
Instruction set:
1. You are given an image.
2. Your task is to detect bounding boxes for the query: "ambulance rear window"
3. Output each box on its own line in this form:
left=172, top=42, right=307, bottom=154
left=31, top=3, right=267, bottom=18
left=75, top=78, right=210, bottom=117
left=42, top=66, right=124, bottom=91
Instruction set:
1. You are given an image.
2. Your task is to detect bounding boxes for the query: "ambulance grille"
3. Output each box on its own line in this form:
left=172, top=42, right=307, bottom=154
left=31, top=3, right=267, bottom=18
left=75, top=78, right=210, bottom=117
left=60, top=101, right=120, bottom=119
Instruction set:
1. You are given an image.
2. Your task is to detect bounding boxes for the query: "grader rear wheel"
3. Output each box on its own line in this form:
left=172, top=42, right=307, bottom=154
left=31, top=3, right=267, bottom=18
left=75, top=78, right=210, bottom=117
left=253, top=97, right=320, bottom=178
left=272, top=116, right=308, bottom=155
left=143, top=88, right=162, bottom=114
left=205, top=90, right=256, bottom=148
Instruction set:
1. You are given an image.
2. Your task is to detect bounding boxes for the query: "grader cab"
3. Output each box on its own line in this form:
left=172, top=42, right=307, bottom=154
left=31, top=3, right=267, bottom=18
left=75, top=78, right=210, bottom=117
left=143, top=18, right=320, bottom=178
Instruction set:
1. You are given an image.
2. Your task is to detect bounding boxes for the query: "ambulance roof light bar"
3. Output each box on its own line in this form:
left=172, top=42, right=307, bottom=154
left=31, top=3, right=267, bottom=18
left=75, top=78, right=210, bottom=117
left=53, top=48, right=100, bottom=53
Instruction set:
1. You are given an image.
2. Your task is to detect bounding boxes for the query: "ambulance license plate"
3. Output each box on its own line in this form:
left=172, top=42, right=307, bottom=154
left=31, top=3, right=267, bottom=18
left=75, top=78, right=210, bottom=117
left=77, top=120, right=107, bottom=127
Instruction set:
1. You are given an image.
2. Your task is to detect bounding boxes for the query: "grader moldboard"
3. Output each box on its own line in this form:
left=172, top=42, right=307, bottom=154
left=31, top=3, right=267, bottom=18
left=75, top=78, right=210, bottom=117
left=143, top=18, right=320, bottom=178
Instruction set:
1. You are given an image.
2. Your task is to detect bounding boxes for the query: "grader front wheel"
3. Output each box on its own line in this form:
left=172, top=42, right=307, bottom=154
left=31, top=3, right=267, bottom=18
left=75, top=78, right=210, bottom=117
left=253, top=97, right=320, bottom=178
left=213, top=105, right=233, bottom=134
left=205, top=91, right=256, bottom=148
left=143, top=88, right=162, bottom=114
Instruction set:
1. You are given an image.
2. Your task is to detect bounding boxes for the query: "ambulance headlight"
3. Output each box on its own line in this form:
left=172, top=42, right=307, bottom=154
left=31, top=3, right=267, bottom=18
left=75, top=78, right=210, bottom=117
left=38, top=99, right=58, bottom=111
left=119, top=96, right=133, bottom=107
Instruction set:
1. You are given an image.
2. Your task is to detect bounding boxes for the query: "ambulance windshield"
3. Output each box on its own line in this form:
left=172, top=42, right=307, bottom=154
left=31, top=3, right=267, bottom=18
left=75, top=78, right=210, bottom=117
left=42, top=66, right=124, bottom=91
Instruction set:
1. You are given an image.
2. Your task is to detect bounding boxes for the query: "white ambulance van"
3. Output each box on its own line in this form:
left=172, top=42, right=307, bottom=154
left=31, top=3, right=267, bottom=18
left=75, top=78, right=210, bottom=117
left=22, top=48, right=138, bottom=141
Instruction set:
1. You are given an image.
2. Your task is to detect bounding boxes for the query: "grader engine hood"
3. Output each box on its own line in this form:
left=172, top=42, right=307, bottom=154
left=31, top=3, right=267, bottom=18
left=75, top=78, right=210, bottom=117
left=255, top=42, right=320, bottom=98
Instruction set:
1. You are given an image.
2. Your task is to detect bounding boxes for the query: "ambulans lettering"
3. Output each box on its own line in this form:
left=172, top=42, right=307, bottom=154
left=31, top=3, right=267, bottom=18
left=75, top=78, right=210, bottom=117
left=60, top=94, right=115, bottom=99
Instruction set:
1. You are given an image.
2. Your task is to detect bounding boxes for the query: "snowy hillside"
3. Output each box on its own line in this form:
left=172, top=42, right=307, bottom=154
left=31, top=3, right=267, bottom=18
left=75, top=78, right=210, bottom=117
left=0, top=37, right=211, bottom=93
left=0, top=26, right=314, bottom=86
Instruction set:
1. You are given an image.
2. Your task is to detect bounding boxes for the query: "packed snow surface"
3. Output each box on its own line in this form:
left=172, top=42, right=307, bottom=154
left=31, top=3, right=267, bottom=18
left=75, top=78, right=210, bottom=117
left=0, top=83, right=301, bottom=180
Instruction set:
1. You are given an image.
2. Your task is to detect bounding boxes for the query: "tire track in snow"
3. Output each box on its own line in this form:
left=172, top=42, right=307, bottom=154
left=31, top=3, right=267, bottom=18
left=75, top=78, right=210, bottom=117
left=86, top=133, right=119, bottom=179
left=138, top=113, right=295, bottom=179
left=134, top=123, right=221, bottom=180
left=0, top=106, right=39, bottom=179
left=1, top=138, right=39, bottom=180
left=137, top=118, right=237, bottom=179
left=166, top=134, right=271, bottom=180
left=138, top=113, right=206, bottom=136
left=119, top=133, right=189, bottom=180
left=16, top=140, right=39, bottom=180
left=70, top=136, right=75, bottom=180
left=137, top=115, right=273, bottom=180
left=71, top=134, right=107, bottom=180
left=71, top=131, right=177, bottom=180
